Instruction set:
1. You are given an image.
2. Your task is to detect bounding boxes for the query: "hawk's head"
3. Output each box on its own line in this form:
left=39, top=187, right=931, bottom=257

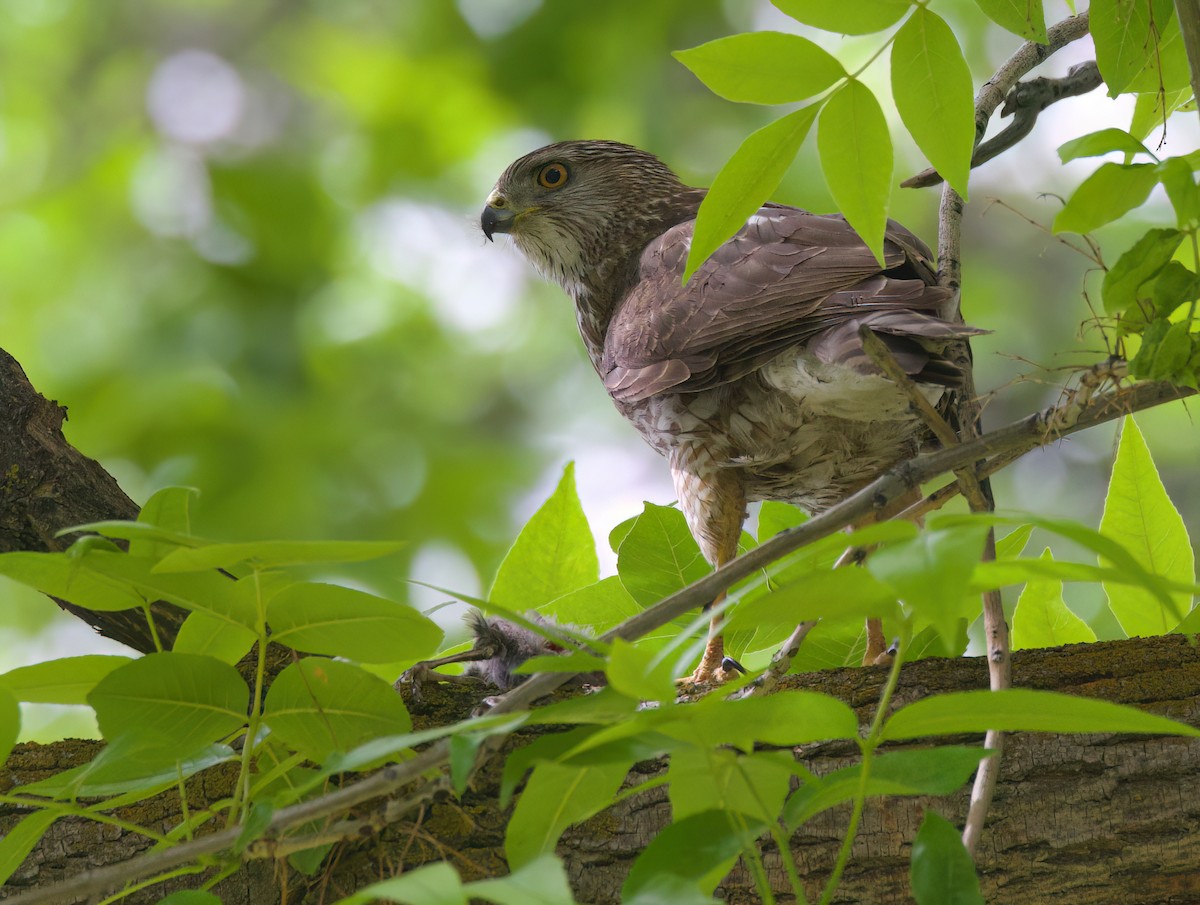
left=482, top=140, right=689, bottom=298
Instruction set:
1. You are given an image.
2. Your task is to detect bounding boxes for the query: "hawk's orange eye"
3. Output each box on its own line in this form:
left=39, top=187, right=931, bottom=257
left=537, top=163, right=569, bottom=189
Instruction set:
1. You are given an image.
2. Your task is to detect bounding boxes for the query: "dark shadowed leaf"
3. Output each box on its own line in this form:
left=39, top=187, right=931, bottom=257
left=330, top=862, right=466, bottom=905
left=0, top=685, right=17, bottom=765
left=267, top=582, right=442, bottom=662
left=262, top=659, right=411, bottom=762
left=465, top=855, right=581, bottom=905
left=1101, top=229, right=1184, bottom=313
left=623, top=809, right=766, bottom=898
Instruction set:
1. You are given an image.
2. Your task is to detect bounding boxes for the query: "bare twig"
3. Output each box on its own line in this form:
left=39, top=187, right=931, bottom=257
left=903, top=61, right=1102, bottom=189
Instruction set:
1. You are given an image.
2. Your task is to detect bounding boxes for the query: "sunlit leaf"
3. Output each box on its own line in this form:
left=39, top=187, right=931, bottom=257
left=891, top=8, right=974, bottom=196
left=910, top=810, right=984, bottom=904
left=1059, top=128, right=1154, bottom=162
left=770, top=0, right=910, bottom=35
left=1100, top=417, right=1194, bottom=636
left=973, top=0, right=1046, bottom=41
left=490, top=462, right=599, bottom=610
left=262, top=658, right=411, bottom=762
left=172, top=611, right=257, bottom=664
left=1129, top=87, right=1192, bottom=140
left=0, top=551, right=143, bottom=611
left=674, top=32, right=843, bottom=104
left=668, top=748, right=792, bottom=822
left=683, top=105, right=819, bottom=281
left=0, top=655, right=133, bottom=704
left=882, top=688, right=1200, bottom=740
left=657, top=690, right=860, bottom=751
left=818, top=80, right=892, bottom=262
left=267, top=583, right=442, bottom=662
left=1011, top=550, right=1097, bottom=650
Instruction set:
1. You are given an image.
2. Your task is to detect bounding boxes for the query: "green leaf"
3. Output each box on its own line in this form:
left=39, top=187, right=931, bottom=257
left=15, top=740, right=235, bottom=801
left=818, top=80, right=892, bottom=262
left=1152, top=261, right=1200, bottom=316
left=994, top=524, right=1033, bottom=559
left=891, top=8, right=974, bottom=196
left=973, top=0, right=1046, bottom=41
left=1130, top=87, right=1193, bottom=140
left=1102, top=228, right=1184, bottom=313
left=540, top=576, right=640, bottom=632
left=623, top=809, right=767, bottom=898
left=156, top=892, right=225, bottom=905
left=262, top=658, right=411, bottom=762
left=1126, top=11, right=1191, bottom=94
left=606, top=638, right=676, bottom=702
left=465, top=855, right=580, bottom=905
left=756, top=501, right=807, bottom=541
left=1091, top=0, right=1178, bottom=95
left=1129, top=318, right=1196, bottom=382
left=1011, top=550, right=1098, bottom=650
left=770, top=0, right=910, bottom=35
left=506, top=759, right=630, bottom=868
left=267, top=583, right=442, bottom=663
left=881, top=688, right=1200, bottom=741
left=330, top=861, right=466, bottom=905
left=490, top=462, right=599, bottom=610
left=1100, top=417, right=1195, bottom=636
left=1058, top=128, right=1153, bottom=162
left=616, top=503, right=711, bottom=606
left=673, top=32, right=844, bottom=105
left=623, top=878, right=722, bottom=905
left=1054, top=162, right=1161, bottom=234
left=910, top=811, right=984, bottom=905
left=683, top=106, right=819, bottom=281
left=0, top=810, right=58, bottom=887
left=0, top=551, right=144, bottom=611
left=0, top=685, right=18, bottom=764
left=658, top=690, right=860, bottom=751
left=1159, top=156, right=1200, bottom=227
left=727, top=566, right=900, bottom=632
left=668, top=748, right=793, bottom=822
left=154, top=539, right=403, bottom=573
left=784, top=746, right=991, bottom=827
left=172, top=611, right=258, bottom=664
left=0, top=655, right=133, bottom=704
left=88, top=654, right=248, bottom=755
left=133, top=485, right=200, bottom=559
left=868, top=525, right=989, bottom=648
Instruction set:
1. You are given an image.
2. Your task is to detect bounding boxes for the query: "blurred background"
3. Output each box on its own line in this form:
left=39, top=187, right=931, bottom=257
left=1, top=0, right=1196, bottom=738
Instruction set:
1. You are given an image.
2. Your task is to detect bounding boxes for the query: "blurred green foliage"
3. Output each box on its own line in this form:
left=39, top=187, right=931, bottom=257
left=0, top=0, right=1196, bottom=689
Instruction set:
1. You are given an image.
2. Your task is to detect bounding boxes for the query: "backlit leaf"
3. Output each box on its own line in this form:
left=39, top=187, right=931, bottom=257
left=1091, top=0, right=1177, bottom=95
left=616, top=503, right=711, bottom=606
left=1100, top=417, right=1194, bottom=635
left=1011, top=549, right=1097, bottom=650
left=1054, top=163, right=1161, bottom=234
left=819, top=80, right=892, bottom=262
left=1102, top=228, right=1184, bottom=313
left=973, top=0, right=1046, bottom=41
left=891, top=8, right=974, bottom=196
left=674, top=32, right=843, bottom=104
left=154, top=539, right=403, bottom=573
left=683, top=105, right=819, bottom=281
left=490, top=462, right=599, bottom=610
left=0, top=685, right=17, bottom=764
left=1058, top=128, right=1153, bottom=162
left=770, top=0, right=910, bottom=35
left=0, top=655, right=133, bottom=704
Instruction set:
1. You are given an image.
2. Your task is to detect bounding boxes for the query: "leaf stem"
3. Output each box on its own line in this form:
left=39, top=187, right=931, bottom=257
left=817, top=627, right=909, bottom=905
left=227, top=569, right=269, bottom=827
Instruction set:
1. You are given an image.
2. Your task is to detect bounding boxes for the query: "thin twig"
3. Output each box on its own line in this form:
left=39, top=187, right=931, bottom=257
left=5, top=375, right=1192, bottom=905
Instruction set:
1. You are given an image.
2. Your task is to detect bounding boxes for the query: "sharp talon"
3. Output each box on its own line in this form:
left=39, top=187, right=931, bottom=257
left=721, top=656, right=746, bottom=674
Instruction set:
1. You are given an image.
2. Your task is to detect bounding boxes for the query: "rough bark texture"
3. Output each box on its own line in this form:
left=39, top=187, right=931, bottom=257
left=3, top=637, right=1200, bottom=903
left=4, top=343, right=1200, bottom=904
left=1, top=347, right=184, bottom=652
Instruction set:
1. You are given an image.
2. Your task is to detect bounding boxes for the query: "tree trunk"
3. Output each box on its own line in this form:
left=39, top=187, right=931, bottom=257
left=2, top=637, right=1199, bottom=903
left=4, top=344, right=1200, bottom=904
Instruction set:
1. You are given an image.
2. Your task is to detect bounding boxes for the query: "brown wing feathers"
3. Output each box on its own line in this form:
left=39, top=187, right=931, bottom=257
left=601, top=209, right=980, bottom=403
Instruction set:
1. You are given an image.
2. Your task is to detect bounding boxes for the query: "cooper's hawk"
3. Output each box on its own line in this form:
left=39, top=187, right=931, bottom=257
left=482, top=140, right=977, bottom=683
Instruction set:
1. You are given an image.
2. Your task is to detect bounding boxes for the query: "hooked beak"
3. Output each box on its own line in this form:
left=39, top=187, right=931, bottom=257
left=481, top=202, right=517, bottom=241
